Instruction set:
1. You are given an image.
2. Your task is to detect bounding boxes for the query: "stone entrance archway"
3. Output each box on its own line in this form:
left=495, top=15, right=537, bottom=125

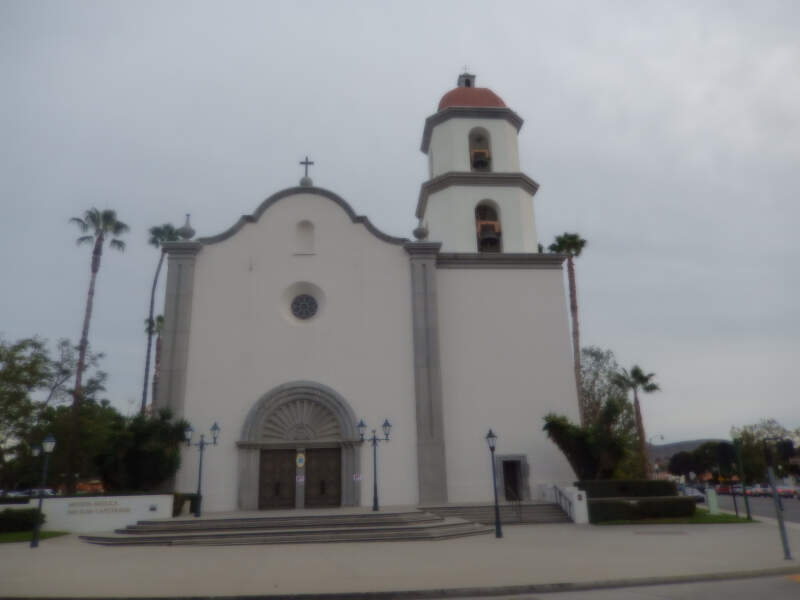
left=237, top=381, right=361, bottom=510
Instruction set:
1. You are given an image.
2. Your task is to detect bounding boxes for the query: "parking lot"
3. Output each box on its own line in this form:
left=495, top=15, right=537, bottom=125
left=717, top=493, right=800, bottom=524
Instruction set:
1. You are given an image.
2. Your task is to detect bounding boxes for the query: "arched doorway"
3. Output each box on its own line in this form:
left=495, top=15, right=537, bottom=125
left=237, top=381, right=361, bottom=510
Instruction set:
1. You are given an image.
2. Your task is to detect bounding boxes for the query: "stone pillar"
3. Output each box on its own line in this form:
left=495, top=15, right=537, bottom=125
left=154, top=241, right=201, bottom=419
left=405, top=242, right=448, bottom=504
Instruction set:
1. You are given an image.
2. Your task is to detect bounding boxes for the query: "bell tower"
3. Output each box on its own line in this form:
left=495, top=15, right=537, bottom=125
left=418, top=74, right=540, bottom=253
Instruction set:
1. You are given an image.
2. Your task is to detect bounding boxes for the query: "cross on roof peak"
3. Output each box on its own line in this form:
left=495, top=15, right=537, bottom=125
left=299, top=156, right=315, bottom=187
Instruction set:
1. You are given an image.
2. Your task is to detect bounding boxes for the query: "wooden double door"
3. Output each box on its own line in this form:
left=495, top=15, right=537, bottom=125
left=258, top=447, right=341, bottom=509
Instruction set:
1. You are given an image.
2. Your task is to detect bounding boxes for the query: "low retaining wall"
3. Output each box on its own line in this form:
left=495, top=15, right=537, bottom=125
left=23, top=494, right=172, bottom=533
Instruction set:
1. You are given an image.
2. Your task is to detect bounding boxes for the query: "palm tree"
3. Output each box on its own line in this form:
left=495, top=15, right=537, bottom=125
left=549, top=233, right=587, bottom=424
left=141, top=224, right=180, bottom=414
left=151, top=315, right=165, bottom=409
left=68, top=208, right=129, bottom=492
left=613, top=365, right=660, bottom=478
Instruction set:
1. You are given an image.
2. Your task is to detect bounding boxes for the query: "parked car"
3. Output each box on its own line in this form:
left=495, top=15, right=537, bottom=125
left=716, top=484, right=731, bottom=494
left=732, top=484, right=744, bottom=495
left=683, top=487, right=705, bottom=503
left=776, top=485, right=798, bottom=498
left=29, top=488, right=56, bottom=497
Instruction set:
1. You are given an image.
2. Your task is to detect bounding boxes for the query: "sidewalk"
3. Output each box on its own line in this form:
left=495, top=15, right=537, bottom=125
left=1, top=511, right=798, bottom=598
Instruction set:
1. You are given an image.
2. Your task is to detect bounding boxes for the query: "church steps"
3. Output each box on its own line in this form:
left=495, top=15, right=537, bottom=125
left=120, top=511, right=441, bottom=534
left=81, top=517, right=491, bottom=546
left=422, top=503, right=571, bottom=524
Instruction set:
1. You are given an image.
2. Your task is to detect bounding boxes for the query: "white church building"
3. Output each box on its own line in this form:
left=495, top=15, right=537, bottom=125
left=155, top=73, right=580, bottom=512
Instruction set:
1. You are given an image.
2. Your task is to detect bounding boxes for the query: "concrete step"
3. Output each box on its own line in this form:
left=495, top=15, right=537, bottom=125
left=81, top=517, right=492, bottom=546
left=119, top=511, right=441, bottom=534
left=422, top=503, right=571, bottom=525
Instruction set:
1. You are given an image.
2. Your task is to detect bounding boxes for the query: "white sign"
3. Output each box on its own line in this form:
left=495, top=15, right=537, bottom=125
left=22, top=495, right=172, bottom=533
left=295, top=475, right=305, bottom=484
left=352, top=473, right=362, bottom=481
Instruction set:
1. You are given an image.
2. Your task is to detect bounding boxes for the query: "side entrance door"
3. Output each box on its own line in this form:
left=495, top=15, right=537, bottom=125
left=259, top=449, right=296, bottom=509
left=304, top=447, right=341, bottom=507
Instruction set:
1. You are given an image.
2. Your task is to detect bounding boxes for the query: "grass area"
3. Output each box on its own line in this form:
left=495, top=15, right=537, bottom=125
left=0, top=530, right=69, bottom=543
left=597, top=508, right=756, bottom=525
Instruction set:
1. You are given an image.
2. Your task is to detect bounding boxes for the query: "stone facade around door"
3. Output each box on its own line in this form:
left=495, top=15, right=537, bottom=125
left=237, top=381, right=361, bottom=510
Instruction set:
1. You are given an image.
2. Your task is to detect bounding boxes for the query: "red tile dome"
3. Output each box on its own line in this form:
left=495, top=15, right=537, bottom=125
left=438, top=87, right=506, bottom=111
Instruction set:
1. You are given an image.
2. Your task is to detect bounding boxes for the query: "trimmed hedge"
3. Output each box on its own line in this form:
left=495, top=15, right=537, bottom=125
left=589, top=496, right=696, bottom=523
left=577, top=480, right=677, bottom=499
left=0, top=497, right=31, bottom=505
left=0, top=508, right=45, bottom=533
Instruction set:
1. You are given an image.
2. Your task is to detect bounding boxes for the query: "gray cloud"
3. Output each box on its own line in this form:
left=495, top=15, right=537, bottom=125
left=1, top=0, right=797, bottom=440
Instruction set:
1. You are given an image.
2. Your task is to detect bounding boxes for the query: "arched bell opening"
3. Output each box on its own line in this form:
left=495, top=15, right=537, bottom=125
left=475, top=201, right=502, bottom=253
left=237, top=381, right=361, bottom=510
left=468, top=127, right=492, bottom=172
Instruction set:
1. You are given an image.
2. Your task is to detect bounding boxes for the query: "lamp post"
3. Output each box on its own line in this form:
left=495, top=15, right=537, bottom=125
left=185, top=422, right=220, bottom=518
left=30, top=434, right=56, bottom=548
left=357, top=419, right=391, bottom=511
left=485, top=429, right=502, bottom=539
left=763, top=437, right=792, bottom=560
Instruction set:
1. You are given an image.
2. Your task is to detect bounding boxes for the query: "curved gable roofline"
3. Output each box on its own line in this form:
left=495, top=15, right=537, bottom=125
left=197, top=186, right=408, bottom=246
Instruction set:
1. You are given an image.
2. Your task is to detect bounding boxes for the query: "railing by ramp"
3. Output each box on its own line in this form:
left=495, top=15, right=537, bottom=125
left=552, top=484, right=589, bottom=524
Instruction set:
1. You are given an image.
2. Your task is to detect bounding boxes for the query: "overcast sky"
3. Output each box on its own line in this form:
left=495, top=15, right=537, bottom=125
left=1, top=1, right=797, bottom=443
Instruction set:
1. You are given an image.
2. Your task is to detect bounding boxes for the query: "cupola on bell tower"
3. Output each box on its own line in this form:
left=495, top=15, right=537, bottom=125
left=417, top=73, right=540, bottom=253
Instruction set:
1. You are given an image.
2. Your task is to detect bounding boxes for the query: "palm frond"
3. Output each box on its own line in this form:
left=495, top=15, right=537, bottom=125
left=112, top=221, right=130, bottom=235
left=148, top=223, right=179, bottom=248
left=549, top=232, right=587, bottom=257
left=76, top=235, right=94, bottom=246
left=109, top=239, right=126, bottom=251
left=69, top=217, right=89, bottom=232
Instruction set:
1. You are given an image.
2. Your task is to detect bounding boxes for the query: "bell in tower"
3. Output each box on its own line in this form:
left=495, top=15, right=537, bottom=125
left=417, top=74, right=539, bottom=253
left=475, top=203, right=502, bottom=253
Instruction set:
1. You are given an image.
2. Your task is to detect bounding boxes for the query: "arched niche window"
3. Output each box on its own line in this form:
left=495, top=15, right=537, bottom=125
left=295, top=220, right=314, bottom=254
left=469, top=127, right=491, bottom=172
left=475, top=202, right=502, bottom=253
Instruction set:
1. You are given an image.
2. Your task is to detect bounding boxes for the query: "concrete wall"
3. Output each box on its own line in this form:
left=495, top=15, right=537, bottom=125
left=424, top=185, right=538, bottom=253
left=23, top=495, right=172, bottom=533
left=435, top=267, right=579, bottom=502
left=428, top=118, right=521, bottom=177
left=174, top=192, right=418, bottom=512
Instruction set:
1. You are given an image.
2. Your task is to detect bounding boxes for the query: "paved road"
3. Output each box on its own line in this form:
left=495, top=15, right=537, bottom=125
left=717, top=494, right=800, bottom=523
left=465, top=574, right=800, bottom=599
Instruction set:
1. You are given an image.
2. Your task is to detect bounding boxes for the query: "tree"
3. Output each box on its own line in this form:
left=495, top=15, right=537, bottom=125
left=668, top=451, right=696, bottom=477
left=0, top=337, right=50, bottom=466
left=731, top=419, right=798, bottom=445
left=96, top=409, right=188, bottom=491
left=613, top=365, right=660, bottom=479
left=549, top=233, right=587, bottom=424
left=0, top=338, right=109, bottom=492
left=68, top=208, right=129, bottom=492
left=151, top=315, right=165, bottom=407
left=42, top=339, right=105, bottom=408
left=543, top=396, right=636, bottom=480
left=733, top=431, right=768, bottom=484
left=141, top=223, right=180, bottom=414
left=580, top=346, right=631, bottom=427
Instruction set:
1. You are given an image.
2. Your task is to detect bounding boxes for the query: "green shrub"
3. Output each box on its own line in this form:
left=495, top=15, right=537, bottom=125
left=589, top=496, right=696, bottom=523
left=0, top=508, right=45, bottom=532
left=577, top=480, right=677, bottom=498
left=0, top=497, right=31, bottom=505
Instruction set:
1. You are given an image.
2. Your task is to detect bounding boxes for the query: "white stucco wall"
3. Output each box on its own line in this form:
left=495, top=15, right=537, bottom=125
left=175, top=192, right=418, bottom=512
left=423, top=185, right=538, bottom=253
left=436, top=267, right=579, bottom=503
left=428, top=118, right=521, bottom=177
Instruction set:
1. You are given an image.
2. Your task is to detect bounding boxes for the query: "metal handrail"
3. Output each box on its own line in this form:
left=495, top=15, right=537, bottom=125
left=553, top=485, right=574, bottom=520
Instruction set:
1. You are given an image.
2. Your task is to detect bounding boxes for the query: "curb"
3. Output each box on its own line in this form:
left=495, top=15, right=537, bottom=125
left=2, top=565, right=799, bottom=600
